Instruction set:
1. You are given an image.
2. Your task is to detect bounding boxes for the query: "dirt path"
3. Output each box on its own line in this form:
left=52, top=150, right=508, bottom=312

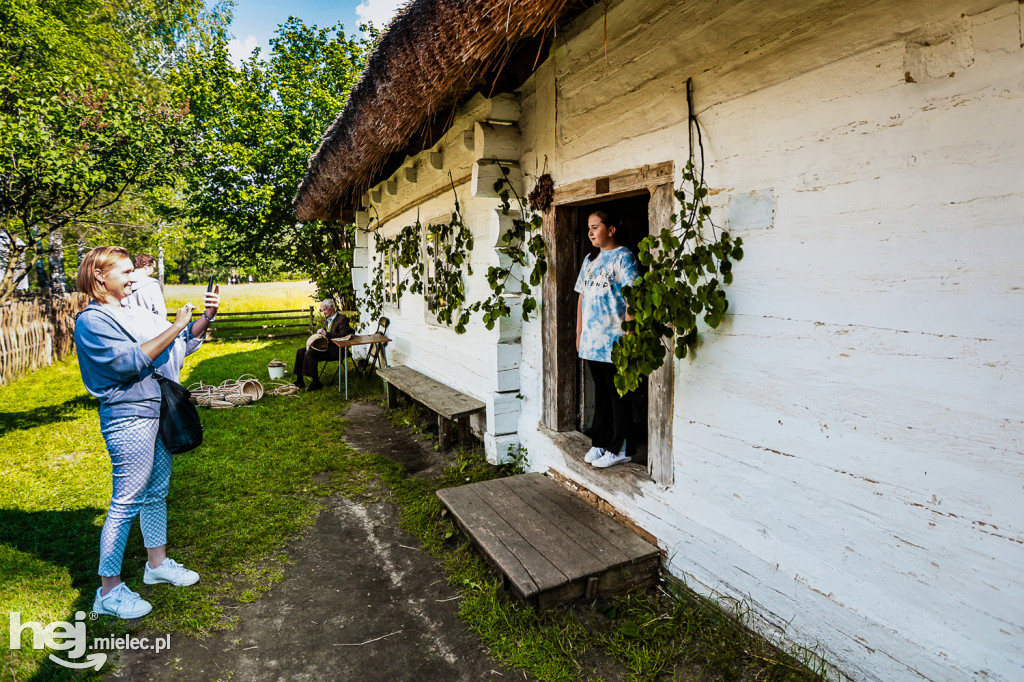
left=111, top=403, right=520, bottom=681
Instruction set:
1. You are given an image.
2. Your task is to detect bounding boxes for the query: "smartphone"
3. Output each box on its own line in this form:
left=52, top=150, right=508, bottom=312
left=207, top=275, right=215, bottom=292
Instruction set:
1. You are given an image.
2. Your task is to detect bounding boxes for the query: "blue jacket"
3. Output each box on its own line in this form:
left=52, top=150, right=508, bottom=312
left=74, top=303, right=204, bottom=420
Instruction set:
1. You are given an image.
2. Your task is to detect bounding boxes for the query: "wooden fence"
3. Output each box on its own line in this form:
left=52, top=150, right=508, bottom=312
left=168, top=308, right=357, bottom=342
left=0, top=292, right=90, bottom=386
left=194, top=307, right=315, bottom=342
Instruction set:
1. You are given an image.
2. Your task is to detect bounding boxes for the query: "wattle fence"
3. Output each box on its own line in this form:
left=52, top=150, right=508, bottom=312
left=0, top=292, right=90, bottom=386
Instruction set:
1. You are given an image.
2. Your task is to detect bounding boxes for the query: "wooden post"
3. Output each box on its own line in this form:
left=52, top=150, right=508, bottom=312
left=542, top=206, right=579, bottom=431
left=386, top=382, right=399, bottom=409
left=647, top=183, right=675, bottom=485
left=438, top=415, right=452, bottom=451
left=457, top=416, right=471, bottom=445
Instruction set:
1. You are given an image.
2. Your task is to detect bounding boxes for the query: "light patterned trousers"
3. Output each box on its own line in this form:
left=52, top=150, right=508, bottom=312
left=97, top=416, right=171, bottom=577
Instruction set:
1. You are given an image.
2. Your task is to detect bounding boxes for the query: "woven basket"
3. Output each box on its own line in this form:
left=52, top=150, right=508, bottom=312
left=306, top=333, right=329, bottom=351
left=187, top=375, right=266, bottom=409
left=236, top=374, right=264, bottom=400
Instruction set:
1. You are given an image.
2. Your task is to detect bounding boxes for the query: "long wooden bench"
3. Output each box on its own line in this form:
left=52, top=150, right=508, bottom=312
left=377, top=365, right=486, bottom=450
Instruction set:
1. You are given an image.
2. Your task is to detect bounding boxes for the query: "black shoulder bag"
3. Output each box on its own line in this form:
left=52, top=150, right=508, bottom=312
left=82, top=308, right=203, bottom=454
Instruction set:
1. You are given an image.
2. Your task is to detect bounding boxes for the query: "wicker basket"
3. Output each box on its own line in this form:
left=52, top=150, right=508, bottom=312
left=306, top=333, right=329, bottom=351
left=187, top=375, right=266, bottom=409
left=237, top=375, right=264, bottom=400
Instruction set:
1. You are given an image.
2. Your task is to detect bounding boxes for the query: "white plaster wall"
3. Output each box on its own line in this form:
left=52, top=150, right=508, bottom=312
left=511, top=0, right=1024, bottom=680
left=358, top=102, right=525, bottom=456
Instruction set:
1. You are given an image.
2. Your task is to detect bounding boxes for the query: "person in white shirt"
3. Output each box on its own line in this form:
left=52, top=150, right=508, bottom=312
left=124, top=253, right=167, bottom=319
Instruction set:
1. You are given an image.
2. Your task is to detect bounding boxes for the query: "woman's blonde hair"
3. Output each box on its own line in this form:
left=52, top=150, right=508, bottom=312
left=77, top=246, right=131, bottom=300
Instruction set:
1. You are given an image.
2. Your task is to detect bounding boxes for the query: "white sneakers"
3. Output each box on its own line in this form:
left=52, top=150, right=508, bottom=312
left=585, top=442, right=631, bottom=468
left=592, top=450, right=631, bottom=468
left=144, top=557, right=200, bottom=586
left=94, top=558, right=199, bottom=620
left=93, top=583, right=153, bottom=620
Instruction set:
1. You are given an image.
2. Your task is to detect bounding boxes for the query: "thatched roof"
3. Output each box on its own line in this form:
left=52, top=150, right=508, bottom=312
left=294, top=0, right=592, bottom=222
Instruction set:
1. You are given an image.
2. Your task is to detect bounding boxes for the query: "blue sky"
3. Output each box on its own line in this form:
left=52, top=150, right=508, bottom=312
left=217, top=0, right=404, bottom=64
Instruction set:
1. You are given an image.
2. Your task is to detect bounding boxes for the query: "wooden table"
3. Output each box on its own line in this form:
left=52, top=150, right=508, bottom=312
left=331, top=333, right=391, bottom=398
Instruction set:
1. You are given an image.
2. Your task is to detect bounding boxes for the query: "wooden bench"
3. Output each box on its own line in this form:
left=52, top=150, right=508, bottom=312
left=437, top=473, right=660, bottom=608
left=377, top=365, right=486, bottom=450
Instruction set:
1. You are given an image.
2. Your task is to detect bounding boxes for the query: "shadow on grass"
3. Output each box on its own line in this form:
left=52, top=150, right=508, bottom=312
left=0, top=508, right=121, bottom=682
left=0, top=394, right=97, bottom=437
left=0, top=507, right=105, bottom=594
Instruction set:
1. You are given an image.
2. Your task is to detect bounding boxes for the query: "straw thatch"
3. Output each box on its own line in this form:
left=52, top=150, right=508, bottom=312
left=294, top=0, right=590, bottom=222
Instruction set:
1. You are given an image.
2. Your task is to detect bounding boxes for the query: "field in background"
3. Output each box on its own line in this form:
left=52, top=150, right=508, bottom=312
left=164, top=280, right=318, bottom=314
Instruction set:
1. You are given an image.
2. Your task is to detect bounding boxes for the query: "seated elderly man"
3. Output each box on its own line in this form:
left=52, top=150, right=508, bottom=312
left=293, top=299, right=354, bottom=391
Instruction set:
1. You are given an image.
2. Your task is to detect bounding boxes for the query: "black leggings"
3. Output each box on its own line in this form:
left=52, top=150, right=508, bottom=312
left=587, top=360, right=632, bottom=455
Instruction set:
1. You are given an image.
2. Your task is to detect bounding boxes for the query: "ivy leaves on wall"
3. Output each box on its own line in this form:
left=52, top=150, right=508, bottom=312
left=611, top=160, right=744, bottom=395
left=464, top=167, right=548, bottom=330
left=362, top=176, right=474, bottom=332
left=363, top=168, right=548, bottom=335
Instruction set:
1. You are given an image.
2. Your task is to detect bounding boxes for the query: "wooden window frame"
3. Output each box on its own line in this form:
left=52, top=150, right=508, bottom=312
left=383, top=245, right=401, bottom=310
left=542, top=161, right=675, bottom=485
left=423, top=216, right=457, bottom=327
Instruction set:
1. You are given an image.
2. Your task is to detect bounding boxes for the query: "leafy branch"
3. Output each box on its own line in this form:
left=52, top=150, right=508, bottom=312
left=362, top=175, right=473, bottom=330
left=611, top=79, right=744, bottom=395
left=464, top=163, right=548, bottom=329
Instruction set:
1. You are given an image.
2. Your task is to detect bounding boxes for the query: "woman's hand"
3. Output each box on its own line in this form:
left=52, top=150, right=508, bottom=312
left=203, top=286, right=220, bottom=318
left=173, top=304, right=195, bottom=329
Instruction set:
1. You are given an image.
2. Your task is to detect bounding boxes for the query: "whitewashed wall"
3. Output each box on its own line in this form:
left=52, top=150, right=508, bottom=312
left=358, top=98, right=526, bottom=459
left=508, top=0, right=1024, bottom=680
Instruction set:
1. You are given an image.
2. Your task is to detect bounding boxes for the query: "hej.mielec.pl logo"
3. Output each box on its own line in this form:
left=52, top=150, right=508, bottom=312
left=7, top=611, right=107, bottom=670
left=7, top=610, right=171, bottom=670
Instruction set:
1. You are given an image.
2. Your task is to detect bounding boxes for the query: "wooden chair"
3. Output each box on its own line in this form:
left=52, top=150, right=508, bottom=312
left=356, top=317, right=390, bottom=375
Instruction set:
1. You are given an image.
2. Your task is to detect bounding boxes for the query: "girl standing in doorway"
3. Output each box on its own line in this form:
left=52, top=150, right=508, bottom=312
left=575, top=210, right=640, bottom=468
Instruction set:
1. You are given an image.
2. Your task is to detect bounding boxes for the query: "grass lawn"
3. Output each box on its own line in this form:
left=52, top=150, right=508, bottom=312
left=0, top=336, right=385, bottom=681
left=1, top=283, right=833, bottom=681
left=163, top=280, right=319, bottom=314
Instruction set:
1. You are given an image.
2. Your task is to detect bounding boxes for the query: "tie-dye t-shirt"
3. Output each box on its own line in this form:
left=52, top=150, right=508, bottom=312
left=575, top=246, right=640, bottom=363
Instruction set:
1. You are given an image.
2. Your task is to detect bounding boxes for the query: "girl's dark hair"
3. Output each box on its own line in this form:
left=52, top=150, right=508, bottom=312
left=587, top=209, right=621, bottom=260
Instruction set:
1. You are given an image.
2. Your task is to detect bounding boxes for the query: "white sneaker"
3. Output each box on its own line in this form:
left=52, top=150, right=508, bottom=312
left=592, top=451, right=631, bottom=468
left=584, top=447, right=606, bottom=463
left=93, top=583, right=152, bottom=619
left=144, top=557, right=200, bottom=587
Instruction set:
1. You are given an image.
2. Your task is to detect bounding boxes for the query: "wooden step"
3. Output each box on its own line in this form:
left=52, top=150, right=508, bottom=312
left=437, top=473, right=660, bottom=608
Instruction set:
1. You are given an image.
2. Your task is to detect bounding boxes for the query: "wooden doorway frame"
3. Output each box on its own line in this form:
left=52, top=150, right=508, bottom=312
left=541, top=161, right=675, bottom=485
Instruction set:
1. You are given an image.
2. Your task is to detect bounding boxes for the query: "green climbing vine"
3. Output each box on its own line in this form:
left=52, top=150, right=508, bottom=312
left=363, top=166, right=548, bottom=334
left=363, top=175, right=474, bottom=330
left=464, top=165, right=548, bottom=330
left=611, top=78, right=744, bottom=395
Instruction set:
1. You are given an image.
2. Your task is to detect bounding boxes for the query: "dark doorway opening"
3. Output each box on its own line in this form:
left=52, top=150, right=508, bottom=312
left=573, top=194, right=650, bottom=465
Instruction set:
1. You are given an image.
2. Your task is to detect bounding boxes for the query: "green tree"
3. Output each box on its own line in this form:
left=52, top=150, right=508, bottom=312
left=0, top=71, right=193, bottom=299
left=0, top=0, right=232, bottom=297
left=172, top=18, right=372, bottom=303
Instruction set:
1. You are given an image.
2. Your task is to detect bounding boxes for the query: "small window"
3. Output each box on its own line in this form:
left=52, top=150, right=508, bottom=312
left=423, top=220, right=464, bottom=324
left=383, top=245, right=401, bottom=309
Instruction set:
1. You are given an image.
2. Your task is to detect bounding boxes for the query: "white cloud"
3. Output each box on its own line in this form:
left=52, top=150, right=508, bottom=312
left=227, top=35, right=259, bottom=66
left=355, top=0, right=405, bottom=29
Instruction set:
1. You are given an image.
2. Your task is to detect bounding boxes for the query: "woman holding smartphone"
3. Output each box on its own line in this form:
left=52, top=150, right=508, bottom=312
left=74, top=246, right=219, bottom=619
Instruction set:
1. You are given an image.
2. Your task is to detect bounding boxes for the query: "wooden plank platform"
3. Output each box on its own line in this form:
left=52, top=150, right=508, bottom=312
left=378, top=365, right=485, bottom=450
left=437, top=473, right=660, bottom=608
